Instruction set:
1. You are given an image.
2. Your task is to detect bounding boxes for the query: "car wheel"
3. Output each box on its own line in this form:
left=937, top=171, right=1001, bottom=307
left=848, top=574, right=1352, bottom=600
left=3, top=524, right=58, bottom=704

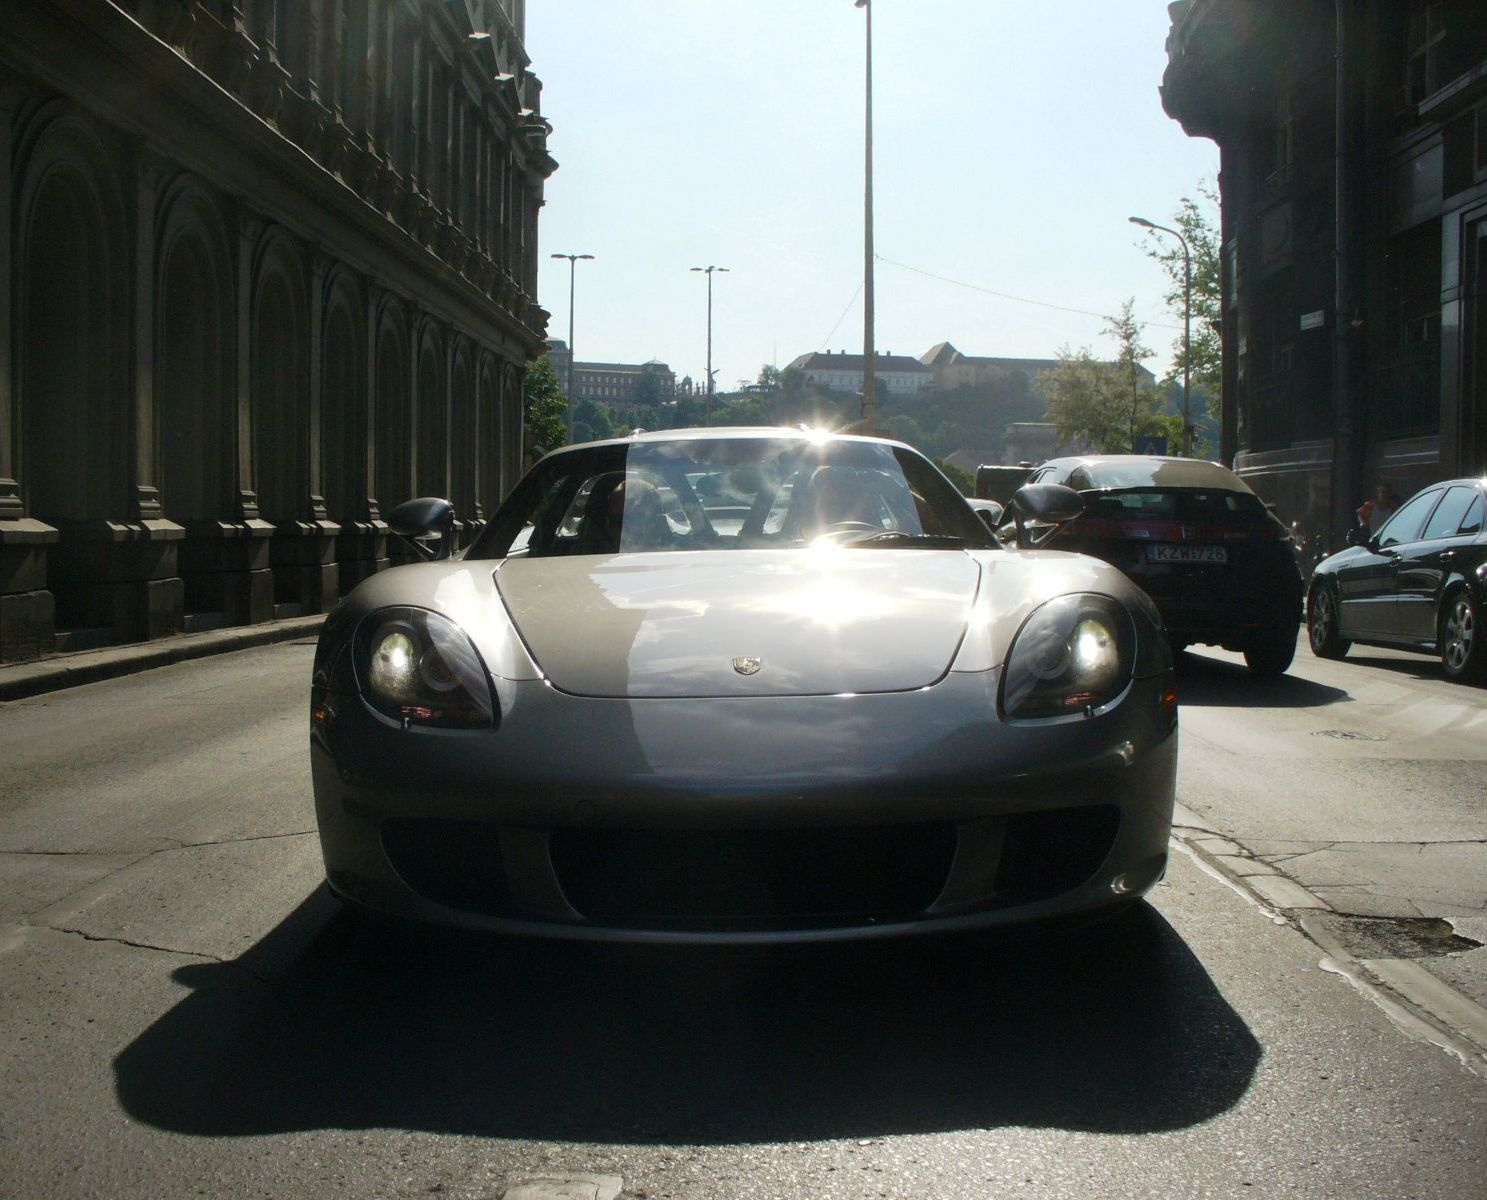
left=1307, top=583, right=1351, bottom=659
left=1244, top=627, right=1296, bottom=677
left=1439, top=589, right=1485, bottom=682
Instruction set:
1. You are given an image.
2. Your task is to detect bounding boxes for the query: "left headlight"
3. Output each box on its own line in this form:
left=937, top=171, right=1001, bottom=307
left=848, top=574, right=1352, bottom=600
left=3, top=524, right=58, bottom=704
left=353, top=607, right=496, bottom=729
left=1001, top=593, right=1134, bottom=720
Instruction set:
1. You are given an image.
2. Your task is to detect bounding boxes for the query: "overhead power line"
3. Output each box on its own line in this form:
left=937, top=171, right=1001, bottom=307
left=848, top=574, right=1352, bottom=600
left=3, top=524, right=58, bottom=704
left=875, top=254, right=1183, bottom=332
left=818, top=281, right=864, bottom=350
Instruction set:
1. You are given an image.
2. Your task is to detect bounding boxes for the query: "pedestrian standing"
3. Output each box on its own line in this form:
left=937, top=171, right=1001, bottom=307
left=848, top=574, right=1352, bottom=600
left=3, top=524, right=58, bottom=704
left=1356, top=481, right=1400, bottom=534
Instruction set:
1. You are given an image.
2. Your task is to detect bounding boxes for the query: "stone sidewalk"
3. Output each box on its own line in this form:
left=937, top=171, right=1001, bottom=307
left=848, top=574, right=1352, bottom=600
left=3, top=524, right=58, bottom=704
left=0, top=615, right=325, bottom=702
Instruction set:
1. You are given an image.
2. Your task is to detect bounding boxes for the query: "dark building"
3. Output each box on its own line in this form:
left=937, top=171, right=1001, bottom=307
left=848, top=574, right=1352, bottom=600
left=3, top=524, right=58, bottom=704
left=0, top=0, right=554, bottom=662
left=1161, top=0, right=1487, bottom=562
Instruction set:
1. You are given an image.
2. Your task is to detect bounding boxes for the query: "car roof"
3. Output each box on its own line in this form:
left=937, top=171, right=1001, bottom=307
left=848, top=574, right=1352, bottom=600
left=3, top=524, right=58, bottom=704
left=554, top=426, right=914, bottom=452
left=1041, top=454, right=1254, bottom=492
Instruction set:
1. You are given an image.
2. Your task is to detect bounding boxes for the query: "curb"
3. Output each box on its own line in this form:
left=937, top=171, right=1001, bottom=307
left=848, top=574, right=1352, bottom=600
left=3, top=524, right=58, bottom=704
left=0, top=615, right=326, bottom=701
left=1171, top=804, right=1487, bottom=1078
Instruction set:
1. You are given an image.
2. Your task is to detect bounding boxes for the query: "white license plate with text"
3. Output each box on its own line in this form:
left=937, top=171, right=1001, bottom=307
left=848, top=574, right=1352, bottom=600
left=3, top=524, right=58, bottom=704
left=1148, top=544, right=1228, bottom=564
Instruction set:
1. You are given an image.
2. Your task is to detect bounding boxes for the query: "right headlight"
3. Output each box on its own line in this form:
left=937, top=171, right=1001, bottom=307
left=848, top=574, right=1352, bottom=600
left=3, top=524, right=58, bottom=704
left=1001, top=593, right=1134, bottom=720
left=353, top=607, right=496, bottom=729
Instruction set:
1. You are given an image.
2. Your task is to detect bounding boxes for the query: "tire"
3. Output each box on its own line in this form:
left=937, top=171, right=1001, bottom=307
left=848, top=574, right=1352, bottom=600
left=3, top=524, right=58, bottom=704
left=1244, top=627, right=1297, bottom=677
left=1307, top=583, right=1351, bottom=659
left=1439, top=589, right=1485, bottom=682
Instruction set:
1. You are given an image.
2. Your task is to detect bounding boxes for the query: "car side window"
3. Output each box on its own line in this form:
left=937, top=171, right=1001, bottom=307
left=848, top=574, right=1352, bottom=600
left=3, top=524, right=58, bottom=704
left=1376, top=489, right=1439, bottom=549
left=1421, top=486, right=1477, bottom=541
left=1457, top=492, right=1484, bottom=536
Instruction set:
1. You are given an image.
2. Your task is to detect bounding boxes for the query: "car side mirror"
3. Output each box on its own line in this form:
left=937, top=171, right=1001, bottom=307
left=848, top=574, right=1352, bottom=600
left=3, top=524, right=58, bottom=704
left=1008, top=484, right=1083, bottom=549
left=965, top=498, right=1005, bottom=538
left=387, top=497, right=456, bottom=561
left=1344, top=524, right=1368, bottom=549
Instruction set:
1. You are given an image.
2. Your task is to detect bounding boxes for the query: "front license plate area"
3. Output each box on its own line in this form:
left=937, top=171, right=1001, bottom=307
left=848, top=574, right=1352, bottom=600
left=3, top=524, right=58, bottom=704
left=1148, top=544, right=1228, bottom=564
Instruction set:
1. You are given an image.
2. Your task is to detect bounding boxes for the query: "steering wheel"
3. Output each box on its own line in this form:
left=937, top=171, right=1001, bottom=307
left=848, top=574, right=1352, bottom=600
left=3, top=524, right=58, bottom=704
left=825, top=521, right=881, bottom=534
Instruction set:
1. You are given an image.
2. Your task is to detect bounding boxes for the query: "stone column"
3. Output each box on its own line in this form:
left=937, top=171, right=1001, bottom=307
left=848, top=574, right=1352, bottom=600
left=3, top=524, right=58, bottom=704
left=0, top=80, right=60, bottom=660
left=126, top=142, right=185, bottom=640
left=226, top=207, right=275, bottom=624
left=282, top=247, right=341, bottom=614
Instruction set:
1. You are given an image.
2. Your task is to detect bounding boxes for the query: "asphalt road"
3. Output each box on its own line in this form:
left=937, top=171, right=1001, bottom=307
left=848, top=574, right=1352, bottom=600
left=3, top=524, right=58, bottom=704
left=0, top=634, right=1484, bottom=1199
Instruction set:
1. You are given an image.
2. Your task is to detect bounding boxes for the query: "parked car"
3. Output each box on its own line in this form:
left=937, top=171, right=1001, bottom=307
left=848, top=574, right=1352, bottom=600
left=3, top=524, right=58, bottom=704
left=310, top=428, right=1178, bottom=941
left=1025, top=455, right=1305, bottom=676
left=974, top=462, right=1036, bottom=505
left=1307, top=476, right=1486, bottom=681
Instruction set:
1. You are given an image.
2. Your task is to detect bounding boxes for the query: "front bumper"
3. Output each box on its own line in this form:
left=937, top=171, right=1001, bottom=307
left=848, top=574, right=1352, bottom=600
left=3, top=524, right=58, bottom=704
left=311, top=669, right=1178, bottom=942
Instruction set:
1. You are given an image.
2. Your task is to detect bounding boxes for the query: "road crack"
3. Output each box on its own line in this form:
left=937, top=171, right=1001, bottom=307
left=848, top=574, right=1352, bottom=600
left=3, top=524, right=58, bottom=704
left=35, top=923, right=272, bottom=983
left=0, top=829, right=316, bottom=857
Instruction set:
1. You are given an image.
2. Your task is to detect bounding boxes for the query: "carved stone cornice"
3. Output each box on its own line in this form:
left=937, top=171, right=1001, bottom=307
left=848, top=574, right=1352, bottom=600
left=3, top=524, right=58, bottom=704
left=245, top=48, right=289, bottom=124
left=138, top=0, right=198, bottom=49
left=318, top=116, right=351, bottom=175
left=183, top=7, right=253, bottom=96
left=278, top=88, right=331, bottom=158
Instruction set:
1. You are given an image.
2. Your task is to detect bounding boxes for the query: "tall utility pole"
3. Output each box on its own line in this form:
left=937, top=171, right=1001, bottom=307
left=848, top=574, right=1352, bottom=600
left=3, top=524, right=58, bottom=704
left=1129, top=216, right=1191, bottom=456
left=690, top=265, right=728, bottom=425
left=855, top=0, right=876, bottom=430
left=550, top=252, right=594, bottom=440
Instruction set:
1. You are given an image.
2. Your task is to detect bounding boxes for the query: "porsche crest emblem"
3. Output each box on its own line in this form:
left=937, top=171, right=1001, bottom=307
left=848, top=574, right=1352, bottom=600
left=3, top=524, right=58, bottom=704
left=732, top=657, right=762, bottom=676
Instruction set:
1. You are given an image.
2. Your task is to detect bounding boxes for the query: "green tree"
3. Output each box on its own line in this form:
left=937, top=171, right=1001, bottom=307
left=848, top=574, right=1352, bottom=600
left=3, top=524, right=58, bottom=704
left=1106, top=299, right=1165, bottom=450
left=634, top=367, right=667, bottom=408
left=1040, top=301, right=1166, bottom=453
left=882, top=413, right=928, bottom=450
left=523, top=356, right=568, bottom=455
left=574, top=399, right=614, bottom=441
left=1136, top=180, right=1221, bottom=398
left=935, top=458, right=975, bottom=495
left=778, top=365, right=806, bottom=398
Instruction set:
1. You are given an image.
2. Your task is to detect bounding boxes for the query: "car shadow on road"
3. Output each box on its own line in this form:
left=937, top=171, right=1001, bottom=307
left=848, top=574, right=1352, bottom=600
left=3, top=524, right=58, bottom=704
left=1173, top=650, right=1350, bottom=709
left=114, top=890, right=1260, bottom=1144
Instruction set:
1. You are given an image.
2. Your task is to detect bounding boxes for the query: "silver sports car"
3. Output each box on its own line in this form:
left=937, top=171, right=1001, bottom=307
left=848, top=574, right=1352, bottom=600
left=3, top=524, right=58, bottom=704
left=310, top=428, right=1177, bottom=941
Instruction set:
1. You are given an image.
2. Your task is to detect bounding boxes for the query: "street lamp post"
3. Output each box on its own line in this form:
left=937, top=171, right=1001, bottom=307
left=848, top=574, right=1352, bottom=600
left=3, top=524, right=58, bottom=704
left=1129, top=215, right=1191, bottom=456
left=855, top=0, right=876, bottom=430
left=690, top=265, right=728, bottom=425
left=550, top=251, right=594, bottom=441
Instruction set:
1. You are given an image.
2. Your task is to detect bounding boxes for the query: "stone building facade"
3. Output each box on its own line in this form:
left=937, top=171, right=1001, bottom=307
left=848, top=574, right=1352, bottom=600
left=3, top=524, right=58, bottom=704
left=545, top=341, right=677, bottom=405
left=1161, top=0, right=1487, bottom=560
left=0, top=0, right=554, bottom=661
left=786, top=350, right=934, bottom=397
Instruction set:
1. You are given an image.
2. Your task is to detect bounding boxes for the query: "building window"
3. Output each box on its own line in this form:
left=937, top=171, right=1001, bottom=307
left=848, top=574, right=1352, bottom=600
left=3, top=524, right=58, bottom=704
left=1379, top=221, right=1442, bottom=440
left=1403, top=1, right=1487, bottom=106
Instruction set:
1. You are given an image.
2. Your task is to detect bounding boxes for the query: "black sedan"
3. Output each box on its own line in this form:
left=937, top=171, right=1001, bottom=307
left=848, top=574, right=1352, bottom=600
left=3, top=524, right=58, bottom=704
left=1307, top=477, right=1487, bottom=681
left=1026, top=456, right=1304, bottom=676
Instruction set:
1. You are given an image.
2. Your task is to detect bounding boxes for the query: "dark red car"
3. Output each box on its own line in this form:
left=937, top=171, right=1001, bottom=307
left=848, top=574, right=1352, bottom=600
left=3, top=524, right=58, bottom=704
left=1026, top=456, right=1304, bottom=676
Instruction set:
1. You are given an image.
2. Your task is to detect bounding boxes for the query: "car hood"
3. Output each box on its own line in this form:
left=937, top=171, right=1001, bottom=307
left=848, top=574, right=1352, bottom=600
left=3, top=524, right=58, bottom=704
left=494, top=549, right=981, bottom=698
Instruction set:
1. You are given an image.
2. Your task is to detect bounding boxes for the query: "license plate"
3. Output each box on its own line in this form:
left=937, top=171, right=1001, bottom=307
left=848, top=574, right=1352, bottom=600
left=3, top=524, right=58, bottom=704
left=1148, top=544, right=1228, bottom=564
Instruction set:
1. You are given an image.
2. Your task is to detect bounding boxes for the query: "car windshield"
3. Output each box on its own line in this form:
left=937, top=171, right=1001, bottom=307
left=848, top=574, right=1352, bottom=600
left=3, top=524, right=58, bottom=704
left=1073, top=460, right=1252, bottom=491
left=467, top=435, right=995, bottom=559
left=1081, top=488, right=1268, bottom=521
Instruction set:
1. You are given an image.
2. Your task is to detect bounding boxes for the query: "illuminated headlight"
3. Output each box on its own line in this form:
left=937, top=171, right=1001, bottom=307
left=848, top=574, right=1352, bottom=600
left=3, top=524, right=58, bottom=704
left=1002, top=594, right=1134, bottom=720
left=353, top=607, right=495, bottom=728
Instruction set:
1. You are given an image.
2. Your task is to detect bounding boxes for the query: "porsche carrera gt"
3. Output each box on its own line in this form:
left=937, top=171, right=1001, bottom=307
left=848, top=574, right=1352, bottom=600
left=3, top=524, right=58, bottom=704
left=310, top=428, right=1178, bottom=941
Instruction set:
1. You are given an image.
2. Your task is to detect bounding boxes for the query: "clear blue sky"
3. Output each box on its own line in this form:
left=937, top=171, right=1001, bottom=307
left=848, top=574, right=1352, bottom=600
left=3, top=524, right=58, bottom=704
left=527, top=2, right=1218, bottom=392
